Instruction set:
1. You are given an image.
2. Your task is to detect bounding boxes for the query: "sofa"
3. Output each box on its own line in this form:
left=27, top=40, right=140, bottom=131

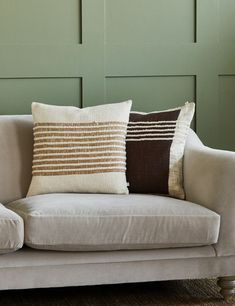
left=0, top=114, right=234, bottom=301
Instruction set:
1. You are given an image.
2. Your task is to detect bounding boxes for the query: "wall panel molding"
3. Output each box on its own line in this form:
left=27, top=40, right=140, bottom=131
left=0, top=0, right=82, bottom=44
left=0, top=77, right=82, bottom=114
left=105, top=0, right=196, bottom=44
left=218, top=75, right=235, bottom=150
left=106, top=75, right=196, bottom=128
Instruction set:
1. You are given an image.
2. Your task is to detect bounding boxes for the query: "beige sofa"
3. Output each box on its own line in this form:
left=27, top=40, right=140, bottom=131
left=0, top=115, right=234, bottom=300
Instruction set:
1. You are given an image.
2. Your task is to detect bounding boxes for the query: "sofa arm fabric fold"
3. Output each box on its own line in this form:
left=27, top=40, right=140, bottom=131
left=184, top=130, right=235, bottom=256
left=0, top=204, right=24, bottom=254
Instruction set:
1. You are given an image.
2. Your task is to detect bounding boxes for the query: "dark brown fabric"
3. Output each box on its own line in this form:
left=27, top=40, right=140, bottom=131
left=126, top=110, right=180, bottom=194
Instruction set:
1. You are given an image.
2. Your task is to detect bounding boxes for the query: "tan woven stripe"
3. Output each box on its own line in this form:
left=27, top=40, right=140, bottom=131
left=33, top=158, right=125, bottom=166
left=34, top=147, right=125, bottom=154
left=32, top=120, right=128, bottom=178
left=34, top=152, right=126, bottom=160
left=34, top=126, right=127, bottom=132
left=34, top=131, right=126, bottom=138
left=34, top=142, right=125, bottom=149
left=34, top=122, right=127, bottom=127
left=33, top=168, right=125, bottom=176
left=34, top=136, right=125, bottom=144
left=32, top=163, right=125, bottom=171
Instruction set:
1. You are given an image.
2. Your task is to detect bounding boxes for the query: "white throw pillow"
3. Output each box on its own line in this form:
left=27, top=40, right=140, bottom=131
left=27, top=101, right=132, bottom=196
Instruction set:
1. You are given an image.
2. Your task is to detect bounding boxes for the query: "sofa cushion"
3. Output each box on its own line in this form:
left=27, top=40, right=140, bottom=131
left=7, top=194, right=220, bottom=251
left=0, top=204, right=24, bottom=254
left=27, top=101, right=132, bottom=197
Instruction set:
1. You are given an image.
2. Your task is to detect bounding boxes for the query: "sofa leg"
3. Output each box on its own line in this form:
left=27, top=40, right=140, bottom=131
left=218, top=276, right=235, bottom=301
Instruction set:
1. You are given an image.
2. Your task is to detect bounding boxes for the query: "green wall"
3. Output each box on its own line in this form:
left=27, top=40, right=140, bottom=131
left=0, top=0, right=234, bottom=150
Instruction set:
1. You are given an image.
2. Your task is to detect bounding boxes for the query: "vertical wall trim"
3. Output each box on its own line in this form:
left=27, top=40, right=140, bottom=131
left=194, top=0, right=197, bottom=43
left=81, top=0, right=105, bottom=106
left=192, top=75, right=197, bottom=132
left=79, top=0, right=83, bottom=44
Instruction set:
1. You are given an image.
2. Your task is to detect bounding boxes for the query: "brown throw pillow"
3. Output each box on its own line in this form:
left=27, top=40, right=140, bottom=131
left=126, top=102, right=195, bottom=199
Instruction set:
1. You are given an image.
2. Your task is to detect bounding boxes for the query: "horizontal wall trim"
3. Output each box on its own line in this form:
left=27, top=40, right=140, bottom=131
left=218, top=74, right=235, bottom=77
left=106, top=75, right=196, bottom=78
left=0, top=77, right=83, bottom=80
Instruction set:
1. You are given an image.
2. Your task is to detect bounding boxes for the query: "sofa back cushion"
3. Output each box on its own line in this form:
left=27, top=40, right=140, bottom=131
left=0, top=115, right=33, bottom=204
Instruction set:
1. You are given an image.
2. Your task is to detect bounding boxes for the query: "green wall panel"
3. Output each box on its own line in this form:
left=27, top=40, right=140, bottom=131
left=105, top=0, right=195, bottom=43
left=0, top=78, right=81, bottom=115
left=0, top=0, right=81, bottom=44
left=106, top=76, right=195, bottom=112
left=219, top=0, right=235, bottom=43
left=218, top=75, right=235, bottom=151
left=106, top=75, right=196, bottom=129
left=0, top=0, right=234, bottom=150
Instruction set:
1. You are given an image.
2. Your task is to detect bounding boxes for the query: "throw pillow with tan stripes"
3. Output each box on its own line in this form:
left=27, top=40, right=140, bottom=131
left=126, top=102, right=195, bottom=199
left=27, top=101, right=132, bottom=197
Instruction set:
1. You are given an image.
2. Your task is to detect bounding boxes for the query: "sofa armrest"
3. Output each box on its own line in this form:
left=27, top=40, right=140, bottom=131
left=184, top=130, right=235, bottom=256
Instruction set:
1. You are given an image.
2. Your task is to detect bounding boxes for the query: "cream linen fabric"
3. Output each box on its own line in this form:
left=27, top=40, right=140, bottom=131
left=3, top=247, right=235, bottom=290
left=168, top=102, right=195, bottom=198
left=27, top=101, right=132, bottom=197
left=0, top=115, right=33, bottom=204
left=184, top=129, right=235, bottom=256
left=1, top=245, right=235, bottom=291
left=0, top=204, right=24, bottom=254
left=7, top=193, right=220, bottom=251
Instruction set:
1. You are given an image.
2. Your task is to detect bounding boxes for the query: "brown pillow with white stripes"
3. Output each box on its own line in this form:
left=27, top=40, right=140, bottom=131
left=126, top=102, right=195, bottom=199
left=27, top=101, right=132, bottom=197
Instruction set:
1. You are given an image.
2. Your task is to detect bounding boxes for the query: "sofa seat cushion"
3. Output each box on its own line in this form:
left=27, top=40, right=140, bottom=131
left=7, top=194, right=220, bottom=251
left=0, top=204, right=24, bottom=254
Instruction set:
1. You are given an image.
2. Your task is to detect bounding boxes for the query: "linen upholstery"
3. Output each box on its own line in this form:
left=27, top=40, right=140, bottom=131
left=0, top=115, right=235, bottom=292
left=27, top=101, right=132, bottom=196
left=0, top=115, right=33, bottom=204
left=0, top=247, right=235, bottom=290
left=126, top=103, right=195, bottom=199
left=184, top=129, right=235, bottom=256
left=0, top=204, right=24, bottom=254
left=7, top=193, right=220, bottom=251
